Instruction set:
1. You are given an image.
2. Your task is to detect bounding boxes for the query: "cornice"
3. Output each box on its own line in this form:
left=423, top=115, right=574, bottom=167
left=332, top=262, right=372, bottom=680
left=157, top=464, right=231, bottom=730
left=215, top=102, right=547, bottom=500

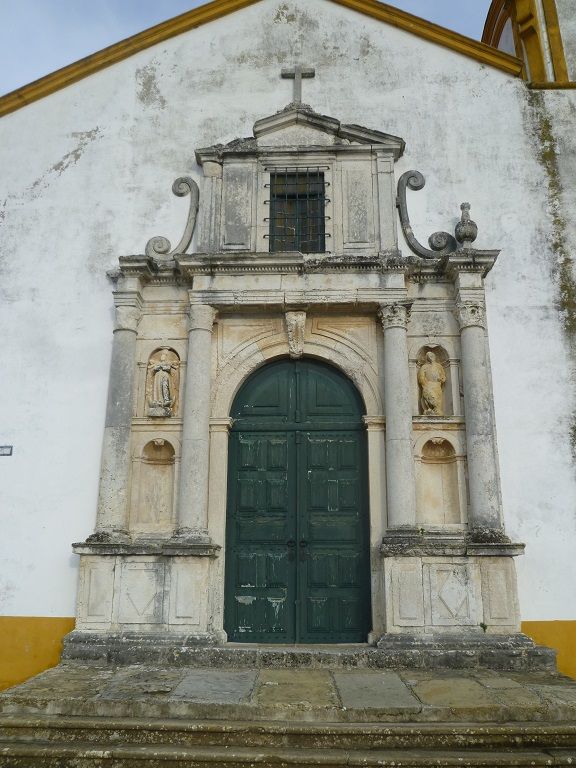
left=177, top=251, right=409, bottom=276
left=0, top=0, right=523, bottom=119
left=195, top=142, right=400, bottom=165
left=441, top=250, right=500, bottom=279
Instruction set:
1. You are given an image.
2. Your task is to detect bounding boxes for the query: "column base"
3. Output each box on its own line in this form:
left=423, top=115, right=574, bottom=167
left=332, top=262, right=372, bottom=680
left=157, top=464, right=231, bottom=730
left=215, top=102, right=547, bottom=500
left=85, top=529, right=131, bottom=544
left=172, top=527, right=213, bottom=545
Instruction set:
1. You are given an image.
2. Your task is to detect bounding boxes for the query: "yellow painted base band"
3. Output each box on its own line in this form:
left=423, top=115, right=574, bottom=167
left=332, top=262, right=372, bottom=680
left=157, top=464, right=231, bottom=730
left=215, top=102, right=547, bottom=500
left=522, top=621, right=576, bottom=679
left=0, top=617, right=75, bottom=691
left=0, top=617, right=573, bottom=690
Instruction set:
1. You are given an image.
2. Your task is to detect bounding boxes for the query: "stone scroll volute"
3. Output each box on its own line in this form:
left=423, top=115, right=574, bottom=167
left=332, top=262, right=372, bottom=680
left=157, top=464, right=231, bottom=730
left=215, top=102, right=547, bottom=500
left=146, top=349, right=181, bottom=418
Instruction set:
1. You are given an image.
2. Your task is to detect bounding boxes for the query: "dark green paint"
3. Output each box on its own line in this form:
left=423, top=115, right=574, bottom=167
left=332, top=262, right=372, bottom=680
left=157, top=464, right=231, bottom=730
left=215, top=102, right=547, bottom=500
left=225, top=359, right=371, bottom=643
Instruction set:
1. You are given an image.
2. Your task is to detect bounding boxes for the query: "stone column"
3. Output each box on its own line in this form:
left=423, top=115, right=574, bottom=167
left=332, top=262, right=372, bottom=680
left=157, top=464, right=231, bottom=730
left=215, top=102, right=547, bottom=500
left=379, top=304, right=417, bottom=530
left=456, top=300, right=504, bottom=532
left=175, top=303, right=217, bottom=541
left=95, top=295, right=142, bottom=538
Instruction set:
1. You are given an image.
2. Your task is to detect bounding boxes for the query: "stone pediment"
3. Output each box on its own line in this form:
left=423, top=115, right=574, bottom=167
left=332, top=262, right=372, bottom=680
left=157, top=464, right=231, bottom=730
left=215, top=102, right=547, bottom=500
left=196, top=104, right=405, bottom=163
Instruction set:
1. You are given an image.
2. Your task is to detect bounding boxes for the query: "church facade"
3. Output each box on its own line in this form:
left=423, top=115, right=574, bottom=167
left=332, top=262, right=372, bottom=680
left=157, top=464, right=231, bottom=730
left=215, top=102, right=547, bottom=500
left=1, top=0, right=576, bottom=685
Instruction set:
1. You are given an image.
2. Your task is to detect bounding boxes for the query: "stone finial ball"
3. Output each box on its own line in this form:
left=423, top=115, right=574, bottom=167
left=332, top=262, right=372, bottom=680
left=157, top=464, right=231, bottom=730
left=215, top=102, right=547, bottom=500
left=455, top=202, right=478, bottom=245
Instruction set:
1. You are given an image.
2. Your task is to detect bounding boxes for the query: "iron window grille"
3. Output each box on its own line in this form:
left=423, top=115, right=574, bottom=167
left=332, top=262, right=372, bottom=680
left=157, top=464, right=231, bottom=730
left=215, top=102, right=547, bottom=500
left=264, top=167, right=330, bottom=253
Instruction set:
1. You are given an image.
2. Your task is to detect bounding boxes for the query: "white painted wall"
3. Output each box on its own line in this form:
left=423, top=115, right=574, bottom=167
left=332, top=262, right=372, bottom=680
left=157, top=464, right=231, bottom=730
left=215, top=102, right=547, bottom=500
left=555, top=0, right=576, bottom=79
left=1, top=0, right=575, bottom=621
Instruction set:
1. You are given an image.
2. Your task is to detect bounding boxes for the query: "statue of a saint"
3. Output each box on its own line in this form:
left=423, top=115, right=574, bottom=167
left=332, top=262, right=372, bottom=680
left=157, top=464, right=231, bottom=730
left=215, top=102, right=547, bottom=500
left=147, top=351, right=179, bottom=418
left=418, top=351, right=446, bottom=416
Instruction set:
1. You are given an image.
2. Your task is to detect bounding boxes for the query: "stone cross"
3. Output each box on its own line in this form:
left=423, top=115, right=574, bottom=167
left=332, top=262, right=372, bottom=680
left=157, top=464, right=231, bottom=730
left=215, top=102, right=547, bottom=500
left=281, top=66, right=315, bottom=103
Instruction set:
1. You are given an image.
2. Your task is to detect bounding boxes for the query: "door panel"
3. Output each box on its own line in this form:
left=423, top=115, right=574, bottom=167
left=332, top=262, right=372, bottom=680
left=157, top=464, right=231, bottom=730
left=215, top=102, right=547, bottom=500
left=225, top=431, right=296, bottom=642
left=225, top=359, right=370, bottom=644
left=298, top=431, right=369, bottom=642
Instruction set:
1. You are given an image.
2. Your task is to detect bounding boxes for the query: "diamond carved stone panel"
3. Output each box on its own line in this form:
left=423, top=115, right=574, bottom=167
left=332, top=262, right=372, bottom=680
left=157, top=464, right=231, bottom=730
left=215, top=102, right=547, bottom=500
left=425, top=562, right=481, bottom=627
left=118, top=561, right=166, bottom=625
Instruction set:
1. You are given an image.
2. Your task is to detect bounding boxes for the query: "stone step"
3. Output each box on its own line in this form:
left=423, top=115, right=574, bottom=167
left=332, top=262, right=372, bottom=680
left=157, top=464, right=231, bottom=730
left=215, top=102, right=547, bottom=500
left=1, top=716, right=576, bottom=751
left=0, top=741, right=575, bottom=767
left=3, top=664, right=576, bottom=725
left=62, top=633, right=557, bottom=672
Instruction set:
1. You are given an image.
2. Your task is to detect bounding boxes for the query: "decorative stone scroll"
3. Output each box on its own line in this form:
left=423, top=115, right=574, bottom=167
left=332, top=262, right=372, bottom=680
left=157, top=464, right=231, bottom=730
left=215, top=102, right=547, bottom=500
left=397, top=172, right=481, bottom=260
left=285, top=311, right=306, bottom=358
left=146, top=349, right=180, bottom=418
left=396, top=171, right=457, bottom=259
left=145, top=177, right=200, bottom=258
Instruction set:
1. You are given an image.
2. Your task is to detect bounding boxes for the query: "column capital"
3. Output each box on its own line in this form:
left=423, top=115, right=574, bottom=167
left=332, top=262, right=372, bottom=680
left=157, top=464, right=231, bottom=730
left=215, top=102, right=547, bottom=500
left=455, top=300, right=486, bottom=330
left=378, top=302, right=411, bottom=331
left=210, top=417, right=234, bottom=433
left=188, top=304, right=217, bottom=332
left=363, top=415, right=386, bottom=431
left=114, top=305, right=141, bottom=333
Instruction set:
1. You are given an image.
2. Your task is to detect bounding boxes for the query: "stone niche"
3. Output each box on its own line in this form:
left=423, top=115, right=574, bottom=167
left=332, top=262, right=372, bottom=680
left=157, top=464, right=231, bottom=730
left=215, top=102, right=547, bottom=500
left=416, top=345, right=453, bottom=417
left=145, top=348, right=180, bottom=419
left=416, top=438, right=463, bottom=526
left=129, top=439, right=176, bottom=536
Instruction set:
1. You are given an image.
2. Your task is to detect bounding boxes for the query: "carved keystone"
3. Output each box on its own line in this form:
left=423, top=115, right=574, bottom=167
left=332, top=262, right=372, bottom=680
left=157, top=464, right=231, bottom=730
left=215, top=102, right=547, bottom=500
left=285, top=311, right=306, bottom=358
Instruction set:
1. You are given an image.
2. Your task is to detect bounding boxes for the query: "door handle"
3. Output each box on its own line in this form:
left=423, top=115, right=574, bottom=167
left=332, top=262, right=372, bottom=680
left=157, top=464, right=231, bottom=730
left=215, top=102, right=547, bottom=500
left=299, top=540, right=309, bottom=562
left=299, top=540, right=308, bottom=548
left=287, top=540, right=296, bottom=548
left=287, top=539, right=296, bottom=561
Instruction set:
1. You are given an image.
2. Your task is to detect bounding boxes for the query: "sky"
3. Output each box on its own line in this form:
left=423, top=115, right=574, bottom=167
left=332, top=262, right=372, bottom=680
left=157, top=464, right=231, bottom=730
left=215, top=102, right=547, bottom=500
left=0, top=0, right=492, bottom=97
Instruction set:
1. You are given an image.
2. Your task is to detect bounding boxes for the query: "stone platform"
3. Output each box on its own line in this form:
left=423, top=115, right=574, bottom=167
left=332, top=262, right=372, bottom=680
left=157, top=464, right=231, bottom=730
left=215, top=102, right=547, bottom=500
left=1, top=658, right=576, bottom=766
left=62, top=633, right=557, bottom=672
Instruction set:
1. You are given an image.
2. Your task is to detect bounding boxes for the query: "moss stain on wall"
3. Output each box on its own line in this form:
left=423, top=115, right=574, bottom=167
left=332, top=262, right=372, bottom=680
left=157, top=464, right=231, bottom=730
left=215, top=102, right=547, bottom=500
left=524, top=90, right=576, bottom=458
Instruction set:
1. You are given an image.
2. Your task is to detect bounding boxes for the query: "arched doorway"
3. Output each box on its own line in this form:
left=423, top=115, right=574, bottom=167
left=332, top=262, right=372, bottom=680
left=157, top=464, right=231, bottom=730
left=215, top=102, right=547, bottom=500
left=224, top=358, right=371, bottom=643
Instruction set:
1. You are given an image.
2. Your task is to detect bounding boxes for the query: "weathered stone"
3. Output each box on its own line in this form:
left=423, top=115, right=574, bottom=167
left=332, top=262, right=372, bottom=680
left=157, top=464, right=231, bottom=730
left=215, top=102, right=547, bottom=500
left=253, top=670, right=339, bottom=708
left=169, top=670, right=257, bottom=703
left=333, top=671, right=421, bottom=711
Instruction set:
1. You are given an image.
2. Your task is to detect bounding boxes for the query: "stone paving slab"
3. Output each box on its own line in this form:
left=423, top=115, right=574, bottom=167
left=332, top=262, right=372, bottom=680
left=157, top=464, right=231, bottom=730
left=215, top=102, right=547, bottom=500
left=333, top=671, right=421, bottom=711
left=1, top=662, right=576, bottom=724
left=254, top=670, right=339, bottom=708
left=170, top=670, right=257, bottom=704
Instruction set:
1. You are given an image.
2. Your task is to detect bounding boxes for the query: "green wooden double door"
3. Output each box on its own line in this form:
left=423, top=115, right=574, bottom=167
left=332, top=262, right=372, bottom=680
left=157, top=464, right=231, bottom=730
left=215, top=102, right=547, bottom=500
left=225, top=359, right=371, bottom=644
